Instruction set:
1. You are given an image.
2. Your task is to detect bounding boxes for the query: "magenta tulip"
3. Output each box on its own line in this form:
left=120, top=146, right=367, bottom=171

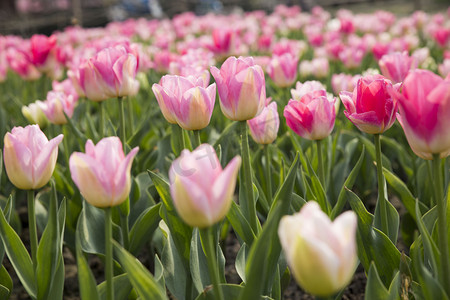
left=69, top=137, right=139, bottom=207
left=4, top=125, right=63, bottom=190
left=379, top=51, right=417, bottom=83
left=266, top=53, right=299, bottom=88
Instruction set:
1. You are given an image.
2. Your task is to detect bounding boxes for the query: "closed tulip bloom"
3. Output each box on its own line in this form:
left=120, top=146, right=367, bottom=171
left=22, top=102, right=49, bottom=128
left=152, top=75, right=216, bottom=130
left=169, top=144, right=241, bottom=228
left=247, top=101, right=280, bottom=144
left=210, top=56, right=266, bottom=121
left=37, top=91, right=77, bottom=125
left=340, top=75, right=397, bottom=134
left=379, top=51, right=417, bottom=83
left=68, top=46, right=139, bottom=101
left=278, top=201, right=357, bottom=297
left=69, top=137, right=139, bottom=207
left=291, top=80, right=326, bottom=101
left=390, top=69, right=450, bottom=159
left=4, top=125, right=63, bottom=190
left=267, top=53, right=299, bottom=88
left=284, top=90, right=336, bottom=140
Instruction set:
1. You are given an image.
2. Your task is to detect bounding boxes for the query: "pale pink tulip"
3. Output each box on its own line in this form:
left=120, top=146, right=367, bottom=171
left=379, top=51, right=417, bottom=83
left=247, top=101, right=279, bottom=144
left=267, top=53, right=298, bottom=87
left=37, top=91, right=77, bottom=125
left=291, top=81, right=326, bottom=101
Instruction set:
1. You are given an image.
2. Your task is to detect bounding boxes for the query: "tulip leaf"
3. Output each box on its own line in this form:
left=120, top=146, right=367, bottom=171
left=212, top=121, right=238, bottom=148
left=235, top=243, right=248, bottom=283
left=76, top=229, right=100, bottom=300
left=154, top=254, right=165, bottom=290
left=113, top=241, right=167, bottom=300
left=195, top=284, right=273, bottom=300
left=415, top=201, right=439, bottom=277
left=0, top=150, right=2, bottom=185
left=365, top=262, right=400, bottom=300
left=0, top=265, right=12, bottom=300
left=373, top=178, right=400, bottom=244
left=238, top=154, right=299, bottom=299
left=97, top=273, right=132, bottom=300
left=45, top=256, right=64, bottom=300
left=0, top=195, right=13, bottom=263
left=0, top=204, right=36, bottom=298
left=346, top=188, right=401, bottom=287
left=227, top=201, right=256, bottom=245
left=358, top=134, right=392, bottom=171
left=129, top=202, right=162, bottom=254
left=331, top=146, right=365, bottom=219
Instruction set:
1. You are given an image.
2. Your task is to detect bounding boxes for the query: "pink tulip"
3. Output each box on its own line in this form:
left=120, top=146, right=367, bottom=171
left=210, top=56, right=266, bottom=121
left=68, top=46, right=139, bottom=101
left=291, top=81, right=326, bottom=101
left=247, top=101, right=280, bottom=144
left=70, top=137, right=139, bottom=207
left=6, top=47, right=41, bottom=80
left=169, top=144, right=241, bottom=228
left=331, top=73, right=360, bottom=95
left=278, top=201, right=357, bottom=297
left=284, top=90, right=336, bottom=140
left=30, top=34, right=57, bottom=67
left=4, top=125, right=63, bottom=190
left=37, top=91, right=77, bottom=125
left=379, top=52, right=417, bottom=83
left=52, top=78, right=79, bottom=102
left=340, top=75, right=397, bottom=134
left=390, top=69, right=450, bottom=159
left=266, top=53, right=298, bottom=88
left=152, top=75, right=216, bottom=130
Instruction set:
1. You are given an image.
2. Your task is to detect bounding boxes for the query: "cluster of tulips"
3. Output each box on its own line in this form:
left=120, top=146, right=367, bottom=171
left=0, top=4, right=449, bottom=300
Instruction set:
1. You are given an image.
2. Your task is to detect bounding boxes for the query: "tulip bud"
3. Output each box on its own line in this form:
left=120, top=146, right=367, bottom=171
left=278, top=201, right=357, bottom=297
left=37, top=91, right=77, bottom=125
left=169, top=144, right=241, bottom=228
left=266, top=53, right=298, bottom=88
left=4, top=125, right=63, bottom=190
left=69, top=137, right=139, bottom=207
left=247, top=101, right=279, bottom=144
left=22, top=102, right=49, bottom=128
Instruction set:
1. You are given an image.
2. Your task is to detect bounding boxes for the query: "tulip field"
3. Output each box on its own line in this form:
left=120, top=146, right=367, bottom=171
left=0, top=4, right=450, bottom=300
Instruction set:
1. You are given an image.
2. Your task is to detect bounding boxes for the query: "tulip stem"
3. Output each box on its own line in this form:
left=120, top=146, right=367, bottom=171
left=193, top=130, right=201, bottom=149
left=104, top=207, right=114, bottom=300
left=264, top=145, right=273, bottom=201
left=199, top=227, right=224, bottom=300
left=99, top=101, right=106, bottom=138
left=432, top=154, right=450, bottom=294
left=171, top=124, right=185, bottom=156
left=126, top=97, right=134, bottom=137
left=28, top=190, right=38, bottom=271
left=120, top=214, right=130, bottom=249
left=118, top=97, right=126, bottom=152
left=316, top=139, right=325, bottom=190
left=240, top=121, right=258, bottom=234
left=374, top=134, right=389, bottom=237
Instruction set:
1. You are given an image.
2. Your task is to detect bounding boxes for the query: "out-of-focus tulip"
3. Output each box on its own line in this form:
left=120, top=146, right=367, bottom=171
left=331, top=73, right=360, bottom=94
left=30, top=34, right=57, bottom=67
left=22, top=102, right=49, bottom=128
left=266, top=53, right=298, bottom=87
left=152, top=75, right=216, bottom=130
left=291, top=80, right=326, bottom=101
left=247, top=101, right=279, bottom=144
left=278, top=201, right=357, bottom=297
left=68, top=46, right=139, bottom=101
left=284, top=90, right=336, bottom=140
left=211, top=56, right=266, bottom=121
left=340, top=75, right=397, bottom=134
left=52, top=78, right=79, bottom=102
left=6, top=47, right=41, bottom=80
left=37, top=91, right=77, bottom=125
left=4, top=125, right=63, bottom=190
left=390, top=69, right=450, bottom=159
left=169, top=144, right=241, bottom=228
left=69, top=137, right=139, bottom=207
left=379, top=51, right=417, bottom=83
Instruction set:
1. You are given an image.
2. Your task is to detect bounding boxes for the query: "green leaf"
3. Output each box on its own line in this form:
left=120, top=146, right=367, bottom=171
left=76, top=231, right=100, bottom=300
left=415, top=201, right=439, bottom=277
left=195, top=284, right=273, bottom=300
left=0, top=265, right=12, bottom=300
left=154, top=254, right=165, bottom=290
left=346, top=188, right=401, bottom=287
left=46, top=256, right=64, bottom=300
left=0, top=196, right=13, bottom=263
left=373, top=179, right=400, bottom=244
left=238, top=154, right=299, bottom=299
left=0, top=205, right=36, bottom=298
left=98, top=274, right=132, bottom=300
left=365, top=263, right=400, bottom=300
left=213, top=122, right=238, bottom=148
left=226, top=201, right=256, bottom=246
left=113, top=241, right=167, bottom=300
left=129, top=203, right=162, bottom=254
left=235, top=243, right=248, bottom=283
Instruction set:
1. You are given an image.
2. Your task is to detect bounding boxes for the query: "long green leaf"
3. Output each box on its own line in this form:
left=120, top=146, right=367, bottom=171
left=196, top=284, right=273, bottom=300
left=0, top=265, right=12, bottom=300
left=98, top=274, right=132, bottom=300
left=129, top=203, right=162, bottom=254
left=76, top=231, right=100, bottom=300
left=113, top=241, right=167, bottom=300
left=226, top=201, right=256, bottom=245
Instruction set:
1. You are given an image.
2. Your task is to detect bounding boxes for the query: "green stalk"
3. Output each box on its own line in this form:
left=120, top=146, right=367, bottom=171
left=120, top=215, right=130, bottom=250
left=240, top=121, right=258, bottom=233
left=126, top=97, right=134, bottom=137
left=199, top=227, right=224, bottom=300
left=104, top=207, right=114, bottom=300
left=118, top=97, right=130, bottom=249
left=99, top=101, right=106, bottom=138
left=264, top=145, right=273, bottom=201
left=432, top=154, right=450, bottom=295
left=193, top=130, right=202, bottom=149
left=62, top=125, right=71, bottom=169
left=171, top=124, right=186, bottom=156
left=374, top=134, right=389, bottom=237
left=316, top=139, right=325, bottom=189
left=118, top=97, right=126, bottom=152
left=28, top=190, right=38, bottom=271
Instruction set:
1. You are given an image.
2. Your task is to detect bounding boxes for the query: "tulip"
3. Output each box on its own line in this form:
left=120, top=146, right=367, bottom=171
left=291, top=80, right=326, bottom=101
left=37, top=91, right=77, bottom=125
left=266, top=53, right=298, bottom=88
left=169, top=144, right=241, bottom=228
left=278, top=201, right=357, bottom=297
left=378, top=51, right=417, bottom=83
left=68, top=46, right=139, bottom=101
left=22, top=102, right=49, bottom=128
left=339, top=75, right=397, bottom=134
left=4, top=125, right=63, bottom=190
left=152, top=75, right=216, bottom=130
left=390, top=69, right=450, bottom=159
left=247, top=101, right=279, bottom=144
left=210, top=56, right=266, bottom=121
left=69, top=137, right=139, bottom=207
left=284, top=90, right=336, bottom=140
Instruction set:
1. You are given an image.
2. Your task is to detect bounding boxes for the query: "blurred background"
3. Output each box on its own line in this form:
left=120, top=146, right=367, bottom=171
left=0, top=0, right=448, bottom=36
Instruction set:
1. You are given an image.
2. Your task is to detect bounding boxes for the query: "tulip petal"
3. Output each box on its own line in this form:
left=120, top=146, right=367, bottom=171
left=113, top=147, right=139, bottom=206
